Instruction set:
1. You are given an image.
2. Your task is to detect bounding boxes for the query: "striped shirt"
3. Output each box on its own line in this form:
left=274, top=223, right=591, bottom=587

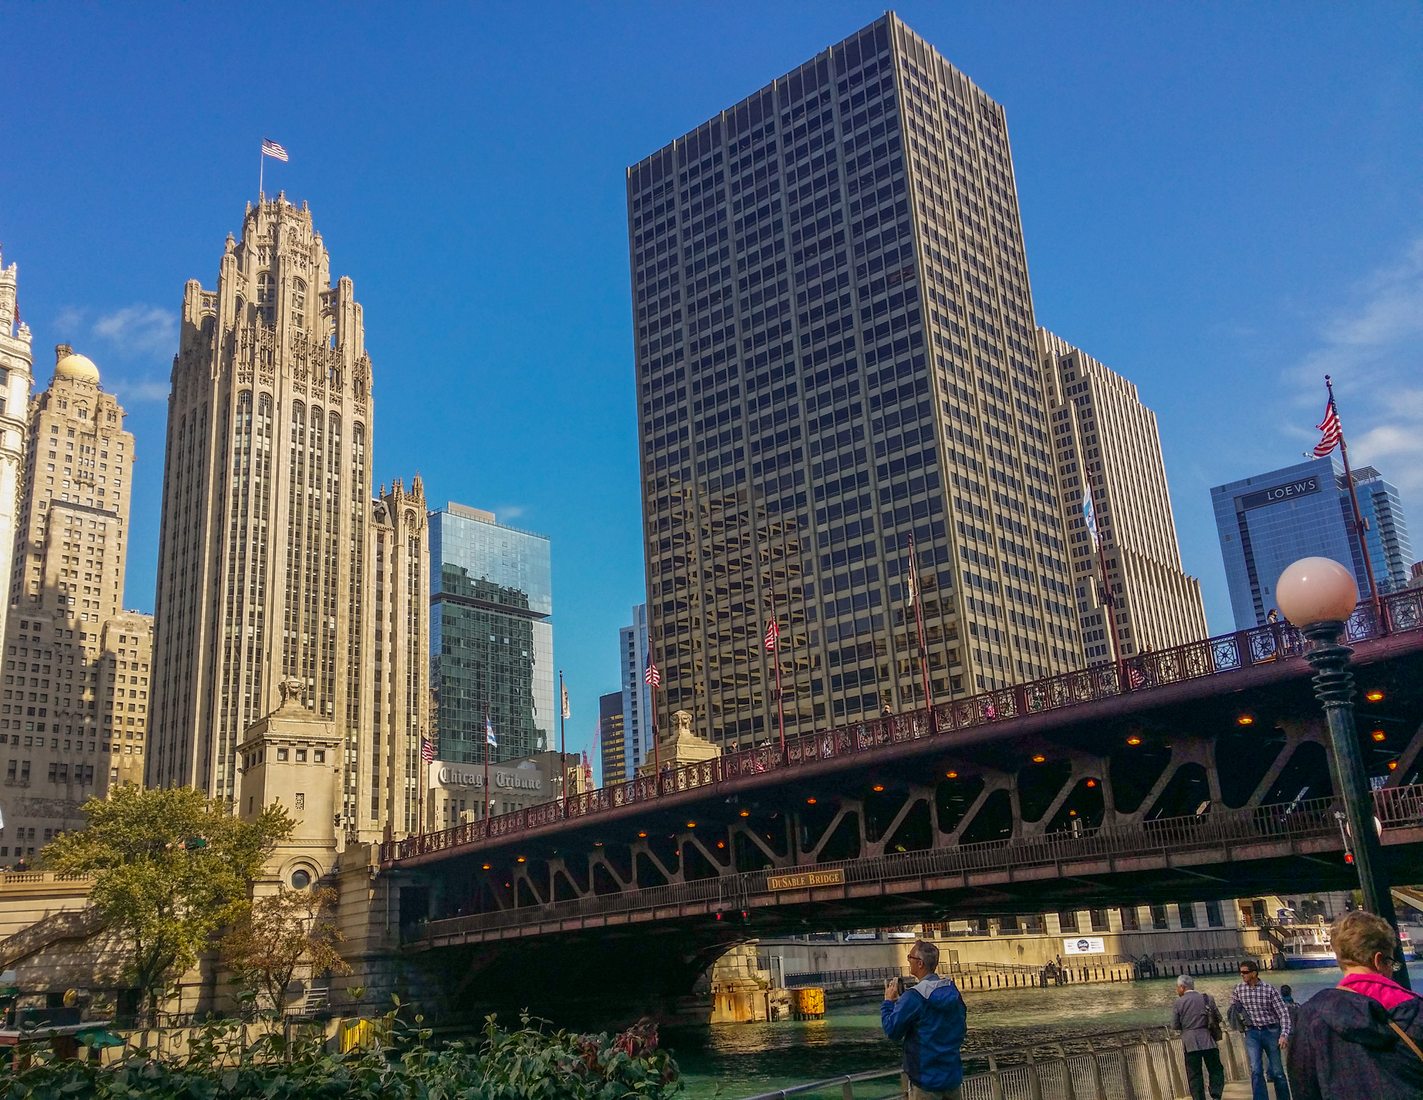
left=1231, top=979, right=1292, bottom=1039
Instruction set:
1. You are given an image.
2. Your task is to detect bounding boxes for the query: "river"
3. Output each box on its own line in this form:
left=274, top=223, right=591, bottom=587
left=669, top=962, right=1423, bottom=1098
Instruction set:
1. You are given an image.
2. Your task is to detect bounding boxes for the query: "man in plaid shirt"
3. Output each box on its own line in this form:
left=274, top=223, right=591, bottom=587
left=1231, top=959, right=1292, bottom=1100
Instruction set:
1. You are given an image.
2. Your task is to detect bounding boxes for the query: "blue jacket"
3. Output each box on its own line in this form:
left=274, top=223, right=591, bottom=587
left=881, top=973, right=967, bottom=1090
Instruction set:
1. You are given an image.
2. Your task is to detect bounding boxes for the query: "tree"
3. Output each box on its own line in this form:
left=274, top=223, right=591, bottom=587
left=222, top=886, right=350, bottom=1016
left=43, top=785, right=292, bottom=1023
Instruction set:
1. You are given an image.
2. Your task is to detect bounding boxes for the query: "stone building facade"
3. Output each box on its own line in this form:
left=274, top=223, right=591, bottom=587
left=147, top=196, right=428, bottom=843
left=1038, top=329, right=1208, bottom=660
left=0, top=347, right=150, bottom=860
left=0, top=250, right=35, bottom=652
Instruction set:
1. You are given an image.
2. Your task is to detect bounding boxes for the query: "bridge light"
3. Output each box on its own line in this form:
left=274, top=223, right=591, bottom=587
left=1388, top=761, right=1399, bottom=771
left=1344, top=851, right=1355, bottom=865
left=593, top=841, right=604, bottom=847
left=1371, top=730, right=1386, bottom=742
left=945, top=770, right=959, bottom=779
left=1365, top=689, right=1385, bottom=703
left=872, top=784, right=885, bottom=793
left=637, top=831, right=648, bottom=838
left=481, top=863, right=491, bottom=870
left=738, top=809, right=750, bottom=818
left=1031, top=754, right=1046, bottom=764
left=1086, top=779, right=1098, bottom=788
left=1125, top=736, right=1142, bottom=747
left=516, top=856, right=526, bottom=863
left=1236, top=714, right=1255, bottom=727
left=1068, top=810, right=1077, bottom=817
left=716, top=841, right=726, bottom=849
left=687, top=821, right=697, bottom=828
left=806, top=797, right=818, bottom=805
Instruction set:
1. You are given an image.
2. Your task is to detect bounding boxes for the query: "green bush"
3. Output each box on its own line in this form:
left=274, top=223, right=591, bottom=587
left=0, top=1007, right=681, bottom=1099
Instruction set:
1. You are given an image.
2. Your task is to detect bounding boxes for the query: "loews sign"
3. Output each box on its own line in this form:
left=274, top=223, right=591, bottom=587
left=1240, top=476, right=1321, bottom=511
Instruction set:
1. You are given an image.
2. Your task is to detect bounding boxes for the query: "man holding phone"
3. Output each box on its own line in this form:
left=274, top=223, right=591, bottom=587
left=882, top=939, right=967, bottom=1099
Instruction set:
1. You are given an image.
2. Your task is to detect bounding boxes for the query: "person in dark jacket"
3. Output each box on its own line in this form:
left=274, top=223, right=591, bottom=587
left=1172, top=974, right=1224, bottom=1100
left=882, top=940, right=967, bottom=1099
left=1287, top=910, right=1423, bottom=1099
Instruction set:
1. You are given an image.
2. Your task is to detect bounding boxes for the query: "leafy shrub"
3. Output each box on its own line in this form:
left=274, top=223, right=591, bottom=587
left=0, top=1006, right=681, bottom=1099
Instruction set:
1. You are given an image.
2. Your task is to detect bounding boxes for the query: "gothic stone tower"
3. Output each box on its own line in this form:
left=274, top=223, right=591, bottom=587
left=147, top=197, right=375, bottom=834
left=0, top=250, right=36, bottom=649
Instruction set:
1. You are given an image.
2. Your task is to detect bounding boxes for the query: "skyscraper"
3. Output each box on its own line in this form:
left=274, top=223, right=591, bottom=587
left=0, top=347, right=149, bottom=859
left=148, top=197, right=426, bottom=842
left=598, top=690, right=625, bottom=786
left=0, top=250, right=36, bottom=649
left=428, top=503, right=552, bottom=765
left=1211, top=457, right=1413, bottom=629
left=1038, top=330, right=1207, bottom=659
left=628, top=15, right=1081, bottom=748
left=617, top=603, right=652, bottom=780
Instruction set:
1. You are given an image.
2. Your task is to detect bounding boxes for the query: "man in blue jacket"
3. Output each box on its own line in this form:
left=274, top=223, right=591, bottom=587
left=882, top=939, right=967, bottom=1099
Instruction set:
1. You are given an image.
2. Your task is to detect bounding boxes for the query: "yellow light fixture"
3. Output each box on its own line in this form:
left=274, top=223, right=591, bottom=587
left=872, top=784, right=885, bottom=792
left=1237, top=714, right=1255, bottom=727
left=806, top=797, right=817, bottom=805
left=1031, top=754, right=1046, bottom=764
left=1371, top=730, right=1386, bottom=743
left=516, top=856, right=526, bottom=863
left=716, top=841, right=726, bottom=849
left=686, top=821, right=696, bottom=828
left=593, top=841, right=604, bottom=847
left=1365, top=689, right=1385, bottom=703
left=1388, top=761, right=1399, bottom=771
left=481, top=863, right=491, bottom=870
left=738, top=809, right=750, bottom=818
left=1086, top=779, right=1098, bottom=788
left=637, top=831, right=647, bottom=838
left=946, top=770, right=959, bottom=779
left=1126, top=735, right=1142, bottom=747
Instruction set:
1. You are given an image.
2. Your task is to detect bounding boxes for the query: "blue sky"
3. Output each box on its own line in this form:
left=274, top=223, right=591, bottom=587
left=3, top=2, right=1420, bottom=771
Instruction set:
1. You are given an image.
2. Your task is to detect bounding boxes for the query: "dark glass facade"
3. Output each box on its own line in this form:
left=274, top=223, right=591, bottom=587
left=429, top=504, right=553, bottom=764
left=628, top=15, right=1081, bottom=749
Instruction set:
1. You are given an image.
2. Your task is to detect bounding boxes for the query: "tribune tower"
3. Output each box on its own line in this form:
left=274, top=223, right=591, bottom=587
left=147, top=197, right=380, bottom=834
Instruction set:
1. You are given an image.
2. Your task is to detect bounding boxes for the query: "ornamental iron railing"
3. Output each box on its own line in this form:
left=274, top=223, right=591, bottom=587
left=388, top=588, right=1423, bottom=864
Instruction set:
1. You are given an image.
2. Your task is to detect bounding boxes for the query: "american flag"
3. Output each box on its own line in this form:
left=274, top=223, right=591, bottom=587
left=485, top=715, right=497, bottom=748
left=561, top=680, right=570, bottom=720
left=764, top=618, right=779, bottom=651
left=1083, top=487, right=1100, bottom=551
left=644, top=658, right=661, bottom=688
left=420, top=737, right=436, bottom=763
left=261, top=139, right=289, bottom=162
left=1314, top=396, right=1342, bottom=457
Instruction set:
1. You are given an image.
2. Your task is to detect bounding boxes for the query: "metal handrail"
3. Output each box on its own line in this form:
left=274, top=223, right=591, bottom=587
left=415, top=784, right=1423, bottom=943
left=387, top=587, right=1423, bottom=865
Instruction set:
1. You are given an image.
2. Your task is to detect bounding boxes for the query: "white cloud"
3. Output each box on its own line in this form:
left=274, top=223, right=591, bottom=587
left=53, top=306, right=87, bottom=334
left=112, top=379, right=171, bottom=403
left=91, top=305, right=177, bottom=359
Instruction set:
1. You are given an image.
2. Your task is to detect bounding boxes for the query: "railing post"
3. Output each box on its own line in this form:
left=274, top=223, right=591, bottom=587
left=1086, top=1045, right=1106, bottom=1099
left=1025, top=1052, right=1045, bottom=1100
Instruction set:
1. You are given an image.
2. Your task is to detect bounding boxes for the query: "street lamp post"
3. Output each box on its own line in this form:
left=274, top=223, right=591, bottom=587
left=1277, top=556, right=1410, bottom=989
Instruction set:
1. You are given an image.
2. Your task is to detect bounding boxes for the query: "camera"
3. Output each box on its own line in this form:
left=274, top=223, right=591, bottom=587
left=895, top=976, right=907, bottom=994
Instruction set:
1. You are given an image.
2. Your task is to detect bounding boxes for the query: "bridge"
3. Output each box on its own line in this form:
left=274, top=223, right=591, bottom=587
left=383, top=591, right=1423, bottom=1020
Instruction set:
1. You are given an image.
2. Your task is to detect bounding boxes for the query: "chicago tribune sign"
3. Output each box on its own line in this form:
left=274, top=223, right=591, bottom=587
left=1240, top=476, right=1320, bottom=511
left=435, top=764, right=542, bottom=792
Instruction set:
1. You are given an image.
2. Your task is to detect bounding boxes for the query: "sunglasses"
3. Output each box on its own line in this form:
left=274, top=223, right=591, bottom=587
left=907, top=954, right=921, bottom=961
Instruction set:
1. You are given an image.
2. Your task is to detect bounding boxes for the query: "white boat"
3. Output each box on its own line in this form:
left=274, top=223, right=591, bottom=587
left=1280, top=924, right=1336, bottom=970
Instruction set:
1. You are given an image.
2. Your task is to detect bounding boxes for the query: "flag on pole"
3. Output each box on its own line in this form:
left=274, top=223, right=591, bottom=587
left=261, top=138, right=289, bottom=162
left=561, top=680, right=570, bottom=720
left=420, top=737, right=436, bottom=763
left=485, top=716, right=497, bottom=748
left=764, top=618, right=779, bottom=651
left=906, top=567, right=917, bottom=608
left=1082, top=487, right=1100, bottom=551
left=1314, top=396, right=1342, bottom=457
left=644, top=658, right=661, bottom=687
left=582, top=751, right=593, bottom=788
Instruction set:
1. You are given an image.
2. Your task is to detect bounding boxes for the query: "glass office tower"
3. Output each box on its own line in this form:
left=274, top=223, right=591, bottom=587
left=628, top=14, right=1082, bottom=749
left=429, top=503, right=553, bottom=763
left=1211, top=457, right=1413, bottom=629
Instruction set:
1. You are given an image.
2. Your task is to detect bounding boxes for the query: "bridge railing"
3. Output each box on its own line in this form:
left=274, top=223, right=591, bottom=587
left=416, top=784, right=1423, bottom=943
left=387, top=587, right=1423, bottom=864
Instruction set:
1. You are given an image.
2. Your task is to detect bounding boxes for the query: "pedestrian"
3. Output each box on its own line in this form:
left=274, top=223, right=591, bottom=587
left=1172, top=974, right=1224, bottom=1100
left=1286, top=911, right=1423, bottom=1099
left=882, top=939, right=967, bottom=1100
left=1230, top=959, right=1292, bottom=1100
left=1279, top=984, right=1301, bottom=1032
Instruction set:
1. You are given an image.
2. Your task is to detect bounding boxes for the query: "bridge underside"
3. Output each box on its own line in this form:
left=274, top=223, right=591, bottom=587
left=395, top=631, right=1423, bottom=1019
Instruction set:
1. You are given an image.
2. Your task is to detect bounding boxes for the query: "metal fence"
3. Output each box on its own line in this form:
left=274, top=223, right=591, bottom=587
left=387, top=587, right=1423, bottom=866
left=418, top=783, right=1423, bottom=944
left=737, top=1027, right=1250, bottom=1100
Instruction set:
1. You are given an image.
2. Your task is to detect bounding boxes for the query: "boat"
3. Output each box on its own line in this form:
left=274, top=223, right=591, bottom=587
left=1279, top=924, right=1336, bottom=969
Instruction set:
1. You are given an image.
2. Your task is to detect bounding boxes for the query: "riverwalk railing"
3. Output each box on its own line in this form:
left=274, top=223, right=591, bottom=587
left=386, top=587, right=1423, bottom=865
left=416, top=784, right=1423, bottom=943
left=737, top=1027, right=1250, bottom=1100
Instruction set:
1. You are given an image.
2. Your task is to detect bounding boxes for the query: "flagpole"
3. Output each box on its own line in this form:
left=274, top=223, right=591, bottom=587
left=767, top=606, right=786, bottom=760
left=258, top=145, right=265, bottom=200
left=907, top=533, right=934, bottom=725
left=558, top=670, right=568, bottom=817
left=1326, top=375, right=1383, bottom=625
left=1095, top=525, right=1124, bottom=675
left=648, top=655, right=661, bottom=791
left=483, top=702, right=491, bottom=823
